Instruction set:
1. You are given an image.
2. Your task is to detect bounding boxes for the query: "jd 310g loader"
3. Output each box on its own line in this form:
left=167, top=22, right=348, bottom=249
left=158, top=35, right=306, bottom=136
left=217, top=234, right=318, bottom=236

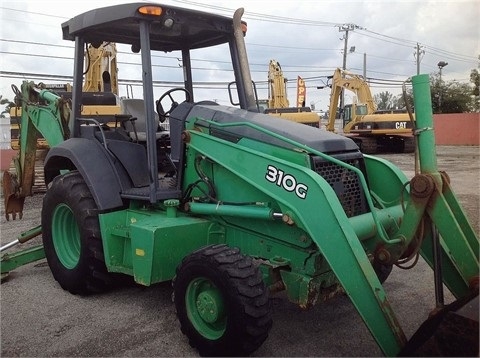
left=1, top=2, right=478, bottom=356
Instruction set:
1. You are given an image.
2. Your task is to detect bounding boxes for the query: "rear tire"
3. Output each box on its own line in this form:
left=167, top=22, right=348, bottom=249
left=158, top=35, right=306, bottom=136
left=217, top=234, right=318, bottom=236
left=174, top=244, right=272, bottom=356
left=42, top=171, right=111, bottom=295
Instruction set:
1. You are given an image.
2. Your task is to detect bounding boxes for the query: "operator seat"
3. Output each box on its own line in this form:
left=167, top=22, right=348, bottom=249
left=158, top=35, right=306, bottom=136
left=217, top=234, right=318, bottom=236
left=121, top=98, right=167, bottom=141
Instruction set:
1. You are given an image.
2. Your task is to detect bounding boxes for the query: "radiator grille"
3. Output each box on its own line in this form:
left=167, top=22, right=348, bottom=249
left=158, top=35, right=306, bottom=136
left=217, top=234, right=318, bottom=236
left=312, top=154, right=368, bottom=217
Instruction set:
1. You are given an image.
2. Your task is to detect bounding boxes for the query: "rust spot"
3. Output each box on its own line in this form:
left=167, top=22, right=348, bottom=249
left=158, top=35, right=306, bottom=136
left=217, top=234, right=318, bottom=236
left=410, top=174, right=435, bottom=199
left=468, top=276, right=479, bottom=291
left=268, top=280, right=285, bottom=294
left=181, top=130, right=191, bottom=143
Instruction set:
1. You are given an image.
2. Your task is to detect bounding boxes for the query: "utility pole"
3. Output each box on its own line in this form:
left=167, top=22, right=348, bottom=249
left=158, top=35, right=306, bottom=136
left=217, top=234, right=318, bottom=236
left=414, top=43, right=425, bottom=75
left=338, top=23, right=361, bottom=112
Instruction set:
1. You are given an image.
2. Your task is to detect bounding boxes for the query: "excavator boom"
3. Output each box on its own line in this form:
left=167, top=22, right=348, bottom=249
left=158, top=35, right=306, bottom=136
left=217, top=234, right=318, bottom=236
left=83, top=42, right=119, bottom=94
left=326, top=68, right=377, bottom=131
left=267, top=59, right=290, bottom=108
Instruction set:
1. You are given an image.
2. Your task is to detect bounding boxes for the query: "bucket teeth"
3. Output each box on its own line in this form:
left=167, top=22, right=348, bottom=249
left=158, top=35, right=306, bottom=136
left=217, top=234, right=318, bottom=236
left=3, top=171, right=25, bottom=221
left=4, top=196, right=25, bottom=221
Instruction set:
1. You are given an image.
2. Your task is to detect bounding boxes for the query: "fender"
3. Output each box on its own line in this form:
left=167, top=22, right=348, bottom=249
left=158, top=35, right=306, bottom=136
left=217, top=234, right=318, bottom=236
left=44, top=138, right=124, bottom=211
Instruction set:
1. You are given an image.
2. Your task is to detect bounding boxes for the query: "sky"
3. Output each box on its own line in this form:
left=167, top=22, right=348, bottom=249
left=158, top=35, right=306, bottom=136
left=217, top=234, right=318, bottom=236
left=0, top=0, right=479, bottom=113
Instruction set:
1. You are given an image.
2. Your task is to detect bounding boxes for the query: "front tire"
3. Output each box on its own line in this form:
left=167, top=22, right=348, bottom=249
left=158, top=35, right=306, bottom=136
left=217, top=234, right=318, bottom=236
left=42, top=171, right=111, bottom=295
left=174, top=244, right=272, bottom=356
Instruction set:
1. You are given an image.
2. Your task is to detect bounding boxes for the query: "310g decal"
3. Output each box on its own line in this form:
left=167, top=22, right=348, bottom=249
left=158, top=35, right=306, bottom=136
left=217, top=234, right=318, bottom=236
left=265, top=165, right=308, bottom=199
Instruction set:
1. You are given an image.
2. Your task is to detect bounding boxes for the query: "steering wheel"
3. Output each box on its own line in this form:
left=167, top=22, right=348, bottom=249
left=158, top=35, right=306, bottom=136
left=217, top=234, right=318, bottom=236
left=156, top=88, right=192, bottom=123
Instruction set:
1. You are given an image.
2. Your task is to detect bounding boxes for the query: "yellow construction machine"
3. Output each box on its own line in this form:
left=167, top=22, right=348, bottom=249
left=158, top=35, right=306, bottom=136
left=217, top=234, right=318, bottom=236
left=9, top=41, right=121, bottom=150
left=261, top=59, right=319, bottom=127
left=326, top=68, right=415, bottom=154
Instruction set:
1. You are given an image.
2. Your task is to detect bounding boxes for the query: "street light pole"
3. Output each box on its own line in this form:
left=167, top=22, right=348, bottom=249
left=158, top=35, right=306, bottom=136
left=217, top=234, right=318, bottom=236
left=437, top=61, right=448, bottom=112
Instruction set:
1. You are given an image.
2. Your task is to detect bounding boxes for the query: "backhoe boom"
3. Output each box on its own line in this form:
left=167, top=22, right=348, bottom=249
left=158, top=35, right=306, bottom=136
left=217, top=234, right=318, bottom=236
left=3, top=82, right=69, bottom=220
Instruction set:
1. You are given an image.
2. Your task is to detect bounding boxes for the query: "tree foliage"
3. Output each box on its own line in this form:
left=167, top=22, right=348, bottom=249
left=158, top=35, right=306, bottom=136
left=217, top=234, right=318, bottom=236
left=429, top=73, right=474, bottom=113
left=469, top=56, right=480, bottom=112
left=374, top=58, right=479, bottom=114
left=373, top=90, right=412, bottom=112
left=374, top=91, right=396, bottom=110
left=0, top=95, right=14, bottom=118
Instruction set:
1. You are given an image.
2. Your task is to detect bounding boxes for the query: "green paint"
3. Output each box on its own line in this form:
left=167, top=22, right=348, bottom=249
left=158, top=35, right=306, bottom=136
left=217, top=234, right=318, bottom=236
left=1, top=245, right=45, bottom=274
left=52, top=204, right=81, bottom=269
left=186, top=277, right=226, bottom=339
left=184, top=125, right=406, bottom=355
left=99, top=208, right=217, bottom=285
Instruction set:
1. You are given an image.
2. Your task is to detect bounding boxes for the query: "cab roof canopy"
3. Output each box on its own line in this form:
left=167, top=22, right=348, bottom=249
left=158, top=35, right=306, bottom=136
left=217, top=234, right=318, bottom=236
left=61, top=2, right=238, bottom=52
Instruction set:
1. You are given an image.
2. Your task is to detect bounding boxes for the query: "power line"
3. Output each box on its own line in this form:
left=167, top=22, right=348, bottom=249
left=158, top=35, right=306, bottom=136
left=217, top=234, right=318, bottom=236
left=0, top=71, right=236, bottom=88
left=0, top=6, right=67, bottom=19
left=1, top=4, right=475, bottom=65
left=0, top=5, right=476, bottom=89
left=171, top=0, right=340, bottom=27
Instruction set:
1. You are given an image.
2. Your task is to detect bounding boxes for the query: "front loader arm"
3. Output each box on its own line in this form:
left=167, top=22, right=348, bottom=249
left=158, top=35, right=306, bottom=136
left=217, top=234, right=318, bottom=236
left=3, top=81, right=69, bottom=220
left=183, top=74, right=478, bottom=356
left=184, top=122, right=408, bottom=356
left=381, top=75, right=479, bottom=297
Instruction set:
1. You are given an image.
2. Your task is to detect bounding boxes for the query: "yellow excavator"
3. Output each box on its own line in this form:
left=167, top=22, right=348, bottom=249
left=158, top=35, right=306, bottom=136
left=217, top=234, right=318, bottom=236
left=260, top=59, right=319, bottom=127
left=9, top=41, right=121, bottom=150
left=325, top=68, right=415, bottom=154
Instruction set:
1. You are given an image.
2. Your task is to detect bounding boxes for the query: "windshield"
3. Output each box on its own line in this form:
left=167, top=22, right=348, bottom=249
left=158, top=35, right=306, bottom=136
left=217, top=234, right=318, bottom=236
left=355, top=104, right=368, bottom=115
left=117, top=44, right=237, bottom=106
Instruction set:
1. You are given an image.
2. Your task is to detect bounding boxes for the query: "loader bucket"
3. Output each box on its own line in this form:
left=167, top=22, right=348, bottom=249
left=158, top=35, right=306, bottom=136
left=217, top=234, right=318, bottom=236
left=2, top=171, right=25, bottom=220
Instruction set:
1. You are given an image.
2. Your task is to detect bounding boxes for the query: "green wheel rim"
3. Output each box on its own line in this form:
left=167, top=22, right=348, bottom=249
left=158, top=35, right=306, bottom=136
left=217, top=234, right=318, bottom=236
left=52, top=203, right=81, bottom=269
left=185, top=277, right=226, bottom=340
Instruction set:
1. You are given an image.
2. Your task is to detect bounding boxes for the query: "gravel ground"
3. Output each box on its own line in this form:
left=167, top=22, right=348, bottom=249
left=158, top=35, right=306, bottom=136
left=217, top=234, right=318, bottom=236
left=1, top=145, right=478, bottom=357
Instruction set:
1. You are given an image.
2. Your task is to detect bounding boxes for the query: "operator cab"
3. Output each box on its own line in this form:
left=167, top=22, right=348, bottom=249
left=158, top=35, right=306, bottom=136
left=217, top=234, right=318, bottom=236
left=57, top=2, right=255, bottom=206
left=343, top=103, right=368, bottom=127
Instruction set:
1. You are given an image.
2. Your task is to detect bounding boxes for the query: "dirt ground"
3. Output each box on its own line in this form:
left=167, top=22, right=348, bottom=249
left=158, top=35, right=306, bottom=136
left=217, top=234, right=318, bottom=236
left=0, top=145, right=478, bottom=357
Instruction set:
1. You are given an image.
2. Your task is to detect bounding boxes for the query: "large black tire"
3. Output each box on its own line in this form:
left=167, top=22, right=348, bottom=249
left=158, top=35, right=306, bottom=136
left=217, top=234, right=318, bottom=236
left=42, top=171, right=111, bottom=295
left=173, top=244, right=272, bottom=357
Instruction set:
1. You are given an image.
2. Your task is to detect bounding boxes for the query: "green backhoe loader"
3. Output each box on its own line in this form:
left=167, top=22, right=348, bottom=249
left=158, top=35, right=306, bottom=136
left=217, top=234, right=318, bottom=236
left=1, top=3, right=477, bottom=356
